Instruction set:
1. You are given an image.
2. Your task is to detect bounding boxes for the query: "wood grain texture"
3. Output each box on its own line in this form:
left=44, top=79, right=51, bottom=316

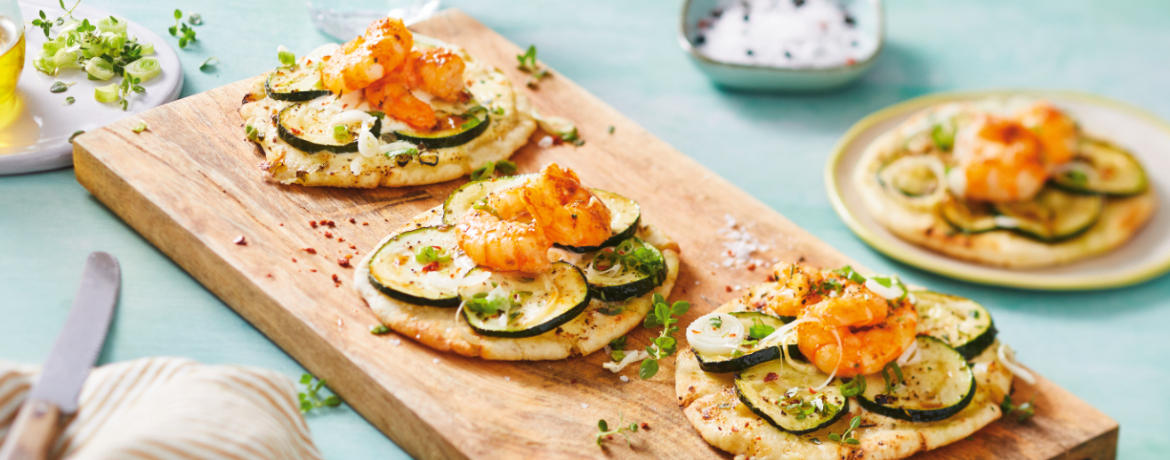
left=71, top=9, right=1117, bottom=460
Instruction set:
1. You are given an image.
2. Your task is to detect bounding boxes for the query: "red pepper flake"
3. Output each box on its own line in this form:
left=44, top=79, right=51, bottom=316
left=325, top=220, right=336, bottom=228
left=846, top=58, right=857, bottom=66
left=349, top=244, right=357, bottom=250
left=332, top=274, right=341, bottom=283
left=344, top=254, right=353, bottom=259
left=349, top=218, right=357, bottom=224
left=421, top=261, right=440, bottom=272
left=362, top=222, right=369, bottom=226
left=808, top=388, right=817, bottom=394
left=748, top=263, right=757, bottom=271
left=725, top=286, right=733, bottom=292
left=641, top=423, right=650, bottom=431
left=304, top=248, right=317, bottom=254
left=279, top=223, right=284, bottom=227
left=310, top=221, right=318, bottom=228
left=338, top=237, right=345, bottom=242
left=338, top=258, right=351, bottom=268
left=233, top=235, right=247, bottom=245
left=292, top=258, right=297, bottom=263
left=310, top=269, right=317, bottom=273
left=570, top=379, right=577, bottom=384
left=266, top=273, right=273, bottom=278
left=764, top=372, right=779, bottom=382
left=324, top=231, right=333, bottom=238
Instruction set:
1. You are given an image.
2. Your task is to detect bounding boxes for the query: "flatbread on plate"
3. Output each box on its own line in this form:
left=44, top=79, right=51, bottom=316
left=354, top=207, right=679, bottom=361
left=854, top=100, right=1156, bottom=268
left=675, top=295, right=1013, bottom=460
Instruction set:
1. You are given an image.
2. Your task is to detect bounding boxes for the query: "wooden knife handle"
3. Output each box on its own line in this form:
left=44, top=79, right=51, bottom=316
left=0, top=399, right=64, bottom=460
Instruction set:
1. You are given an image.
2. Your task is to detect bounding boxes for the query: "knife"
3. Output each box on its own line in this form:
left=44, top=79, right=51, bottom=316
left=0, top=252, right=120, bottom=460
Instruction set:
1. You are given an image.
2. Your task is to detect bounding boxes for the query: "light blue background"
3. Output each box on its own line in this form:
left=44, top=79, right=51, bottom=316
left=3, top=0, right=1167, bottom=458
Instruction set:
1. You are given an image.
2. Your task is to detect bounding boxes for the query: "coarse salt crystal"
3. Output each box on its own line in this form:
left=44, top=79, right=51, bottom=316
left=581, top=403, right=589, bottom=409
left=620, top=375, right=629, bottom=382
left=538, top=136, right=554, bottom=148
left=433, top=358, right=440, bottom=364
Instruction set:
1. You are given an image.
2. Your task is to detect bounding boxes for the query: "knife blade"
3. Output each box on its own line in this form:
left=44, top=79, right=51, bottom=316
left=0, top=252, right=120, bottom=460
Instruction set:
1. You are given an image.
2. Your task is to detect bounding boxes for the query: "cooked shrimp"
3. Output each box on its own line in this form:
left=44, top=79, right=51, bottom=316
left=321, top=18, right=413, bottom=95
left=798, top=301, right=917, bottom=378
left=762, top=262, right=826, bottom=318
left=456, top=186, right=553, bottom=274
left=408, top=48, right=468, bottom=102
left=947, top=114, right=1048, bottom=203
left=523, top=164, right=612, bottom=248
left=365, top=73, right=437, bottom=130
left=1015, top=100, right=1078, bottom=169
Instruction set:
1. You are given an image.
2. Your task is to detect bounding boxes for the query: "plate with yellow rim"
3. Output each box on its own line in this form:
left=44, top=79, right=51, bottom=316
left=825, top=90, right=1170, bottom=290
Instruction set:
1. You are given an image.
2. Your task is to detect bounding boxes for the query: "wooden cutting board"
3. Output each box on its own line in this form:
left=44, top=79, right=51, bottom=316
left=72, top=9, right=1117, bottom=460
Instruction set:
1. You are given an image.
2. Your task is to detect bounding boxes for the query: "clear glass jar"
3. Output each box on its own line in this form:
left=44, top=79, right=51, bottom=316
left=0, top=0, right=25, bottom=108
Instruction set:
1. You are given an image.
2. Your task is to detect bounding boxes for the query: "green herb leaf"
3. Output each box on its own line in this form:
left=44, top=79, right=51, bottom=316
left=49, top=81, right=71, bottom=93
left=332, top=125, right=350, bottom=142
left=609, top=336, right=627, bottom=350
left=638, top=358, right=659, bottom=380
left=882, top=361, right=904, bottom=394
left=516, top=45, right=538, bottom=71
left=607, top=126, right=615, bottom=134
left=1000, top=394, right=1036, bottom=422
left=834, top=265, right=866, bottom=284
left=370, top=324, right=390, bottom=335
left=64, top=96, right=75, bottom=105
left=278, top=47, right=296, bottom=67
left=494, top=160, right=517, bottom=176
left=839, top=375, right=867, bottom=397
left=932, top=121, right=956, bottom=151
left=709, top=316, right=723, bottom=328
left=1064, top=169, right=1089, bottom=186
left=415, top=245, right=451, bottom=264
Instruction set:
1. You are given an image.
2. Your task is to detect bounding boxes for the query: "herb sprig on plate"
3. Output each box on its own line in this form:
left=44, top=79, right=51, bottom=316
left=596, top=412, right=639, bottom=447
left=1000, top=394, right=1036, bottom=422
left=516, top=45, right=550, bottom=88
left=638, top=294, right=690, bottom=379
left=298, top=373, right=342, bottom=413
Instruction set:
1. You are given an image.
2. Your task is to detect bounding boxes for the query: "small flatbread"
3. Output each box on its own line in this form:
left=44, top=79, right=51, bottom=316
left=675, top=296, right=1013, bottom=460
left=854, top=101, right=1157, bottom=268
left=354, top=207, right=680, bottom=361
left=239, top=41, right=536, bottom=188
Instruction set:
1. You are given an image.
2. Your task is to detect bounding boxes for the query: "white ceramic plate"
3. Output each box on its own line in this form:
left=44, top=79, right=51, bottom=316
left=826, top=90, right=1170, bottom=290
left=0, top=0, right=182, bottom=175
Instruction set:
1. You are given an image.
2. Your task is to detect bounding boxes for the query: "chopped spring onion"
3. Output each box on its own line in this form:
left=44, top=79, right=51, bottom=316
left=94, top=83, right=119, bottom=102
left=98, top=16, right=127, bottom=34
left=997, top=343, right=1035, bottom=385
left=132, top=121, right=148, bottom=133
left=278, top=45, right=296, bottom=66
left=124, top=58, right=161, bottom=82
left=84, top=57, right=116, bottom=81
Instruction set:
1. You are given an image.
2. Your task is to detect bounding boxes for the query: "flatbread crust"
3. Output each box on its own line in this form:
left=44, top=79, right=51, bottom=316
left=675, top=296, right=1013, bottom=460
left=854, top=103, right=1157, bottom=268
left=239, top=42, right=536, bottom=188
left=354, top=207, right=680, bottom=361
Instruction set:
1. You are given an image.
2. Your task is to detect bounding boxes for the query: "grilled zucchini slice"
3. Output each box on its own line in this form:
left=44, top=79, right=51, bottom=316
left=277, top=103, right=382, bottom=154
left=395, top=112, right=491, bottom=149
left=913, top=291, right=996, bottom=360
left=856, top=336, right=975, bottom=422
left=265, top=64, right=331, bottom=102
left=1051, top=137, right=1148, bottom=196
left=581, top=237, right=666, bottom=302
left=459, top=262, right=591, bottom=338
left=366, top=227, right=461, bottom=307
left=940, top=194, right=999, bottom=234
left=735, top=360, right=849, bottom=434
left=994, top=187, right=1103, bottom=242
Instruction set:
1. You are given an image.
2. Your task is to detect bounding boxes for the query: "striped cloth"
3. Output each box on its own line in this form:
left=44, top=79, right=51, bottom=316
left=0, top=358, right=322, bottom=460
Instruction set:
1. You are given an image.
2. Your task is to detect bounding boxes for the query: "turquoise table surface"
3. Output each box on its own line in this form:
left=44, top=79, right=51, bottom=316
left=3, top=0, right=1169, bottom=458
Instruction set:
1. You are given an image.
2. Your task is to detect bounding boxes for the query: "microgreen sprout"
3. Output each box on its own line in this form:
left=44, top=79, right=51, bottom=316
left=1001, top=394, right=1036, bottom=422
left=596, top=411, right=639, bottom=447
left=169, top=9, right=198, bottom=48
left=638, top=294, right=690, bottom=379
left=516, top=45, right=550, bottom=88
left=748, top=318, right=775, bottom=340
left=298, top=374, right=342, bottom=413
left=199, top=57, right=219, bottom=71
left=827, top=415, right=861, bottom=445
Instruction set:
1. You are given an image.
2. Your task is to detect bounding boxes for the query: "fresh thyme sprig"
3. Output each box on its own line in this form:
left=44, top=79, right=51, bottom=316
left=30, top=0, right=81, bottom=38
left=596, top=411, right=639, bottom=447
left=298, top=374, right=342, bottom=413
left=638, top=294, right=690, bottom=379
left=516, top=45, right=550, bottom=88
left=1000, top=394, right=1036, bottom=422
left=827, top=415, right=861, bottom=445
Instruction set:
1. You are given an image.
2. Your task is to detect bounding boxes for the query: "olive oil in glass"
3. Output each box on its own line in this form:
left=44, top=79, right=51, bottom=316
left=0, top=14, right=24, bottom=108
